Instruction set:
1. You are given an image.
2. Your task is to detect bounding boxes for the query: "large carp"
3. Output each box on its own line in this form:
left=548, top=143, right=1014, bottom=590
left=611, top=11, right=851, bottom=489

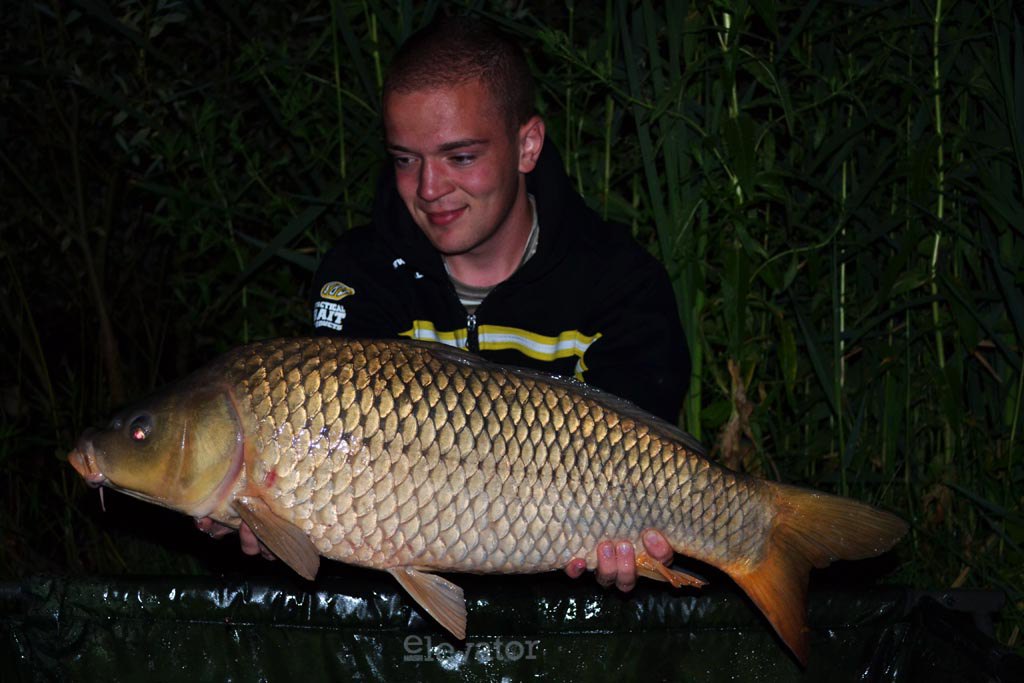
left=68, top=337, right=906, bottom=663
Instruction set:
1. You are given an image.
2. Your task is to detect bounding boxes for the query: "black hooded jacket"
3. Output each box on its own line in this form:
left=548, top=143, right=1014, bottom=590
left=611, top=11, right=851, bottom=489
left=311, top=142, right=691, bottom=423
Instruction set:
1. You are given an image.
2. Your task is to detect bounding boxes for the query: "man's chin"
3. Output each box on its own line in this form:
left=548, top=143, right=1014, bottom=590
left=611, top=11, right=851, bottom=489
left=420, top=228, right=475, bottom=258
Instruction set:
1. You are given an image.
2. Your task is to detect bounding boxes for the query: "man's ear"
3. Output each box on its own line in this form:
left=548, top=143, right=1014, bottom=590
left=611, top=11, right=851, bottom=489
left=517, top=116, right=545, bottom=173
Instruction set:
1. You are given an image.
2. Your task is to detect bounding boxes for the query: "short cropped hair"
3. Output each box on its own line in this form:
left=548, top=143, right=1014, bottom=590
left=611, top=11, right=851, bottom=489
left=383, top=15, right=536, bottom=131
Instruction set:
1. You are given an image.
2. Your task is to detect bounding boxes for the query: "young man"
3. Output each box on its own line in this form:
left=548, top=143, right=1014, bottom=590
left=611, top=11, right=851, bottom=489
left=201, top=16, right=691, bottom=593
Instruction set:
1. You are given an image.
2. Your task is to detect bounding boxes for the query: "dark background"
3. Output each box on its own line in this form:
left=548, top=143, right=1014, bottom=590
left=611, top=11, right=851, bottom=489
left=1, top=0, right=1021, bottom=648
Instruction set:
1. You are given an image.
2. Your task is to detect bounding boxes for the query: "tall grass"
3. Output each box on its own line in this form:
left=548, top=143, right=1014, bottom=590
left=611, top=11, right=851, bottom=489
left=1, top=0, right=1021, bottom=646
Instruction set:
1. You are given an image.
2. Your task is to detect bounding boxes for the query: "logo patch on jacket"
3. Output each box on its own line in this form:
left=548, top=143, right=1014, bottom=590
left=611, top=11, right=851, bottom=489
left=313, top=301, right=346, bottom=330
left=319, top=281, right=355, bottom=301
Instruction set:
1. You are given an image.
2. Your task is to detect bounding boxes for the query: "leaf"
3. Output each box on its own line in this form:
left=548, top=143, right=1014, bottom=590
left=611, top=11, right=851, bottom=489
left=791, top=294, right=838, bottom=418
left=228, top=182, right=347, bottom=291
left=234, top=232, right=318, bottom=272
left=748, top=0, right=778, bottom=36
left=741, top=52, right=794, bottom=135
left=782, top=254, right=799, bottom=291
left=721, top=113, right=758, bottom=199
left=842, top=395, right=866, bottom=471
left=724, top=246, right=750, bottom=357
left=779, top=319, right=798, bottom=392
left=701, top=400, right=732, bottom=429
left=980, top=221, right=1024, bottom=359
left=947, top=483, right=1024, bottom=525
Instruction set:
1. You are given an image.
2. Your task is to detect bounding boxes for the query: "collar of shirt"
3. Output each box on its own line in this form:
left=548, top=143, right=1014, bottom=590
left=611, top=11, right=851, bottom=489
left=445, top=194, right=540, bottom=313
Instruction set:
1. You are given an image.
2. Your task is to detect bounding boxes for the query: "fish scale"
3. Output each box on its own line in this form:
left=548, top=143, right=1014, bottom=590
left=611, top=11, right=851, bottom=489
left=232, top=337, right=770, bottom=573
left=69, top=336, right=907, bottom=663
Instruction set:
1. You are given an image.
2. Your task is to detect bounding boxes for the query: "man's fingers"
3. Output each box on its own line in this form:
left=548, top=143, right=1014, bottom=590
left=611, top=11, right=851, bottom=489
left=238, top=522, right=262, bottom=556
left=195, top=517, right=274, bottom=560
left=569, top=532, right=672, bottom=591
left=563, top=557, right=587, bottom=579
left=238, top=522, right=276, bottom=560
left=195, top=517, right=233, bottom=539
left=642, top=529, right=673, bottom=564
left=595, top=541, right=616, bottom=587
left=615, top=541, right=636, bottom=592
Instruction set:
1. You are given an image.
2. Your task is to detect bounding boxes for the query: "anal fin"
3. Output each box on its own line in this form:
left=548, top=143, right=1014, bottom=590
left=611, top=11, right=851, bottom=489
left=388, top=567, right=467, bottom=640
left=236, top=496, right=320, bottom=580
left=636, top=552, right=708, bottom=588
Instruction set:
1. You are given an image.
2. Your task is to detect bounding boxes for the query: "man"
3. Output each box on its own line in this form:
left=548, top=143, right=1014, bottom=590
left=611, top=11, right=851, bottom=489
left=201, top=15, right=691, bottom=593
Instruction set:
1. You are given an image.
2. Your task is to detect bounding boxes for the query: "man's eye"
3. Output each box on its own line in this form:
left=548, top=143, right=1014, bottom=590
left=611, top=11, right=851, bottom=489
left=392, top=156, right=415, bottom=169
left=450, top=154, right=475, bottom=165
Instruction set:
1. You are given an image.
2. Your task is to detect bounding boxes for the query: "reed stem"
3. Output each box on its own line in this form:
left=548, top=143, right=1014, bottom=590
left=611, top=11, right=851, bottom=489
left=931, top=0, right=954, bottom=466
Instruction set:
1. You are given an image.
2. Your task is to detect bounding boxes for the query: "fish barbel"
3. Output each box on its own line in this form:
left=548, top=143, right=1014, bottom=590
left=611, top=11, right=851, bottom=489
left=68, top=337, right=906, bottom=663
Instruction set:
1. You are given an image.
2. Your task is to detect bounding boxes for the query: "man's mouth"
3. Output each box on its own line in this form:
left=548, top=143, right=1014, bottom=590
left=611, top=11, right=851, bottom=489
left=424, top=207, right=466, bottom=226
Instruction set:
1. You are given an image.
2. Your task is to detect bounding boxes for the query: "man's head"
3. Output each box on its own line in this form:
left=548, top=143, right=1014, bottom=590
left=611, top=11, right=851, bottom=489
left=381, top=16, right=545, bottom=284
left=383, top=15, right=535, bottom=133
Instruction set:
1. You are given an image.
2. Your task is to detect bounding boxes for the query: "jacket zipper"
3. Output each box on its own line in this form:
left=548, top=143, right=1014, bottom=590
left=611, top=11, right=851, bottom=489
left=466, top=313, right=478, bottom=352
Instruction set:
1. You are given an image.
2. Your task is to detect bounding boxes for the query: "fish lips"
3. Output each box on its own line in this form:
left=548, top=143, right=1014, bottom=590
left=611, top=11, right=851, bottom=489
left=68, top=434, right=107, bottom=488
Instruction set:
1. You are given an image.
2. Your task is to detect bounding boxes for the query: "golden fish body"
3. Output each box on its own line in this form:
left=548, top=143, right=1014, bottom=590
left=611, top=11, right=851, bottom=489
left=242, top=338, right=768, bottom=573
left=69, top=337, right=906, bottom=664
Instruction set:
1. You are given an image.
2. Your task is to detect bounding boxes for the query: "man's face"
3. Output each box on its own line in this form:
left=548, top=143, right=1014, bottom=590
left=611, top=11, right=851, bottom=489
left=383, top=80, right=542, bottom=258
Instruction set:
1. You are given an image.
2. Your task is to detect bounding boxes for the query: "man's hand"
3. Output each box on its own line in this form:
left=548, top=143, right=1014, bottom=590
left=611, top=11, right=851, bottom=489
left=195, top=517, right=275, bottom=561
left=563, top=529, right=673, bottom=592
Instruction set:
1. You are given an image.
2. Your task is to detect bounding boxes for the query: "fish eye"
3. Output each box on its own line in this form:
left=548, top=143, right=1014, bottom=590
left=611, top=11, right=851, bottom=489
left=128, top=414, right=153, bottom=442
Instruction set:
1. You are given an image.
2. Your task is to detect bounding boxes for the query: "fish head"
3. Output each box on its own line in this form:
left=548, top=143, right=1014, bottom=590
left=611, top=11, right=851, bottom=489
left=68, top=378, right=245, bottom=517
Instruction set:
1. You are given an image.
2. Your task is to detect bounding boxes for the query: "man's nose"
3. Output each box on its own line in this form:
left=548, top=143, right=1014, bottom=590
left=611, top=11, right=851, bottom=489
left=417, top=160, right=452, bottom=201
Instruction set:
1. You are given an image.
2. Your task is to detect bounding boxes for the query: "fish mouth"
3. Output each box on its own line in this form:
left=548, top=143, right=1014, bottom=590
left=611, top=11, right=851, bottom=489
left=68, top=439, right=107, bottom=488
left=67, top=439, right=166, bottom=508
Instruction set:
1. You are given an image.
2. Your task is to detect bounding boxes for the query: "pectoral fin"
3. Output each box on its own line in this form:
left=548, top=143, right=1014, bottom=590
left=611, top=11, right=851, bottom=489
left=635, top=551, right=708, bottom=588
left=388, top=567, right=466, bottom=640
left=236, top=496, right=320, bottom=580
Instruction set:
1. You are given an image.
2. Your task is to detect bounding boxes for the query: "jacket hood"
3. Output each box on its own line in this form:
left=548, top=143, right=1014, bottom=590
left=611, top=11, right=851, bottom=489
left=370, top=140, right=595, bottom=285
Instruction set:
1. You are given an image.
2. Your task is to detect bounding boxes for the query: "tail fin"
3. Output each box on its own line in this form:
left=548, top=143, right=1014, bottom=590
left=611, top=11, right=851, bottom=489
left=723, top=483, right=908, bottom=665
